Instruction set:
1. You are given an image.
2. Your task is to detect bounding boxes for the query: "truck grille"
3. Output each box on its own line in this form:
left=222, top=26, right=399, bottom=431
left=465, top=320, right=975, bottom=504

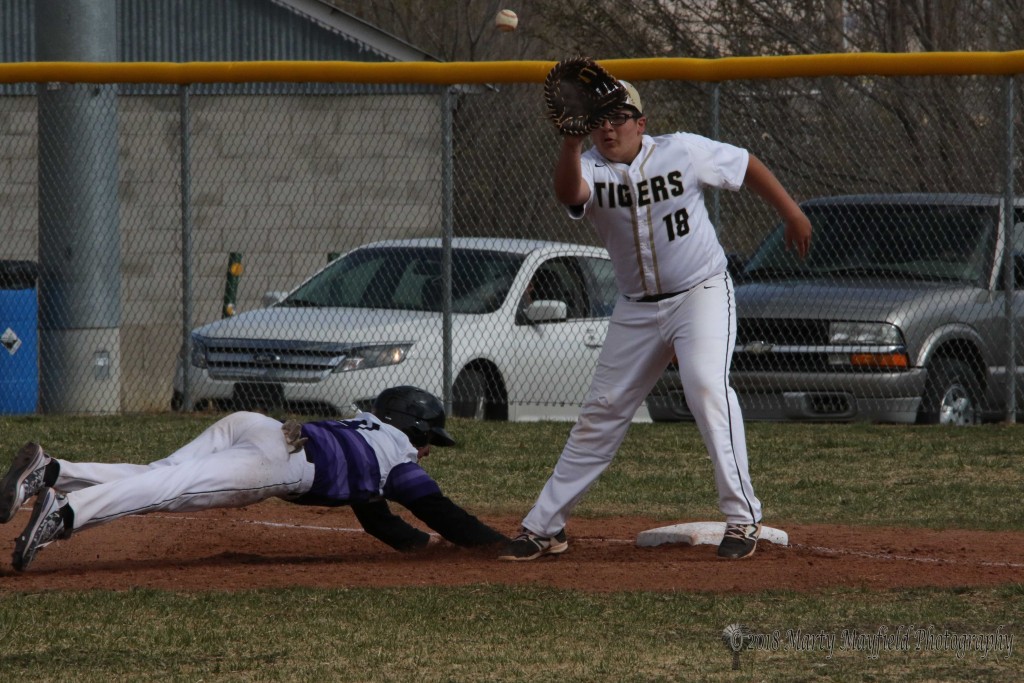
left=732, top=353, right=834, bottom=373
left=732, top=319, right=905, bottom=373
left=737, top=318, right=830, bottom=346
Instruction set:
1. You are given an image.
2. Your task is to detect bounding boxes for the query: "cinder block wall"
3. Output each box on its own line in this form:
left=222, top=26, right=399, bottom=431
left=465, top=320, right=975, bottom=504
left=0, top=92, right=441, bottom=411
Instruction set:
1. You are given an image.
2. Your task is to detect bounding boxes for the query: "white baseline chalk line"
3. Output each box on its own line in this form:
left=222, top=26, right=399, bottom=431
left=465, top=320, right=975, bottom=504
left=150, top=514, right=367, bottom=534
left=146, top=516, right=1024, bottom=569
left=150, top=516, right=639, bottom=542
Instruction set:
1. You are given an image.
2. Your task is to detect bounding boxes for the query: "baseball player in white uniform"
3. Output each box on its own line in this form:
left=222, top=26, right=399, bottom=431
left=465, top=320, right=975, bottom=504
left=1, top=386, right=507, bottom=571
left=500, top=80, right=811, bottom=561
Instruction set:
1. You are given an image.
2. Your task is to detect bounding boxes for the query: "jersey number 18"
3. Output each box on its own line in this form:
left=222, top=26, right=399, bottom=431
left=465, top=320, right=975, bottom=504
left=663, top=208, right=691, bottom=241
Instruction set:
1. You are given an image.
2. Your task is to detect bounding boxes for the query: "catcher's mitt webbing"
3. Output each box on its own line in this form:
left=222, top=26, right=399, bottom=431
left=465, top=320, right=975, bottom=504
left=544, top=57, right=627, bottom=136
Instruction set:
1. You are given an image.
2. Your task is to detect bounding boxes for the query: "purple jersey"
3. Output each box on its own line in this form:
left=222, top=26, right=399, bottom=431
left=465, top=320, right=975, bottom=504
left=298, top=413, right=440, bottom=505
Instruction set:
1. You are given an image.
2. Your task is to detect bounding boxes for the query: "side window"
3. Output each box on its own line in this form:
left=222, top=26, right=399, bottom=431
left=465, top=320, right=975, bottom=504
left=1013, top=209, right=1024, bottom=288
left=527, top=258, right=588, bottom=319
left=1014, top=208, right=1024, bottom=252
left=580, top=257, right=618, bottom=317
left=393, top=258, right=440, bottom=311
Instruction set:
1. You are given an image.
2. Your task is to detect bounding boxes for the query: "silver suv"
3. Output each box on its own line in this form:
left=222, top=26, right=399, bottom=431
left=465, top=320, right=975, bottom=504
left=647, top=194, right=1024, bottom=425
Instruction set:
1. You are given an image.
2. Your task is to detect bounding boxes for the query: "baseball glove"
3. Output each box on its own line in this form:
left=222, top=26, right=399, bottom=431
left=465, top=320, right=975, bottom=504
left=543, top=57, right=627, bottom=136
left=281, top=420, right=308, bottom=454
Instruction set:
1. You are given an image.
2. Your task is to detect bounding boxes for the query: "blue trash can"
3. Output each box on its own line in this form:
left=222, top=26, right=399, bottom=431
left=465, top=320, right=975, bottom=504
left=0, top=260, right=39, bottom=414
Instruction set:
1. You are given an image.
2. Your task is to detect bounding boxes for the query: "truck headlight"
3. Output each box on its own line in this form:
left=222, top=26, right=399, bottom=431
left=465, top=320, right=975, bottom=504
left=828, top=322, right=909, bottom=369
left=335, top=344, right=411, bottom=373
left=828, top=322, right=903, bottom=346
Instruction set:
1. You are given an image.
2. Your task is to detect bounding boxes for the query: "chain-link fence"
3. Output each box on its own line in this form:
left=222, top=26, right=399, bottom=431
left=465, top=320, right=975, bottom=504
left=1, top=62, right=1021, bottom=424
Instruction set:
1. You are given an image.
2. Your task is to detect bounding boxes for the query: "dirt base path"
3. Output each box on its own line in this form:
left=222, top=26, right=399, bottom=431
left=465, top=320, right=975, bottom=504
left=2, top=501, right=1021, bottom=593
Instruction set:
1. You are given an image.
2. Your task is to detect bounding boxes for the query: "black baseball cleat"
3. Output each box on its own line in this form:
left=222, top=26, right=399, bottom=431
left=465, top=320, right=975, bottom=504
left=12, top=487, right=72, bottom=572
left=0, top=442, right=51, bottom=524
left=498, top=528, right=568, bottom=561
left=717, top=523, right=761, bottom=559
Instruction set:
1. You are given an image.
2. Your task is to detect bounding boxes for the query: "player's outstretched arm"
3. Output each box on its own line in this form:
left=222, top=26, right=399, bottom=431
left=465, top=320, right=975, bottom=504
left=553, top=136, right=591, bottom=207
left=351, top=499, right=431, bottom=552
left=743, top=154, right=812, bottom=258
left=404, top=493, right=509, bottom=548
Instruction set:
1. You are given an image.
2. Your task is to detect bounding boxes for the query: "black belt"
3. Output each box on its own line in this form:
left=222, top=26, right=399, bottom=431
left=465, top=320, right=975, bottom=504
left=630, top=289, right=689, bottom=303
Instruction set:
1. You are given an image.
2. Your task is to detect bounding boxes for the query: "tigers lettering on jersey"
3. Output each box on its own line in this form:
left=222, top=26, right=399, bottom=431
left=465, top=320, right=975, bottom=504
left=594, top=170, right=684, bottom=209
left=571, top=132, right=747, bottom=297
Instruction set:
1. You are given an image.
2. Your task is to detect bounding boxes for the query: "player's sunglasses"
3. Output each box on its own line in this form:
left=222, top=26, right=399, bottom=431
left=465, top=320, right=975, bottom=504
left=603, top=112, right=639, bottom=126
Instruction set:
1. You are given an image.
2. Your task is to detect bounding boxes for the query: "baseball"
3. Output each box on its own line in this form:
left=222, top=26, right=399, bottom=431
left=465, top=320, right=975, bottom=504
left=494, top=9, right=518, bottom=32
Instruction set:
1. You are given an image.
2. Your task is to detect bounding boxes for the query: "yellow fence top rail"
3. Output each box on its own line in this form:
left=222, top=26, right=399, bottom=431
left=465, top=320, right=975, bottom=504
left=2, top=52, right=1024, bottom=85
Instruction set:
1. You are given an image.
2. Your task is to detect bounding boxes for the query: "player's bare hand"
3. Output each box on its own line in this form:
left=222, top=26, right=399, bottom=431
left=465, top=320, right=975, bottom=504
left=784, top=211, right=812, bottom=259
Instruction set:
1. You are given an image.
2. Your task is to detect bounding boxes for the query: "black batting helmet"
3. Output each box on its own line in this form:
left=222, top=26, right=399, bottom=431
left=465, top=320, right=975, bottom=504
left=372, top=386, right=456, bottom=448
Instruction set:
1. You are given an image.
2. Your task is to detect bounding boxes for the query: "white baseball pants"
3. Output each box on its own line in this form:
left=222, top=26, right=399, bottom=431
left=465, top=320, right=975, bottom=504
left=522, top=270, right=761, bottom=536
left=53, top=412, right=315, bottom=531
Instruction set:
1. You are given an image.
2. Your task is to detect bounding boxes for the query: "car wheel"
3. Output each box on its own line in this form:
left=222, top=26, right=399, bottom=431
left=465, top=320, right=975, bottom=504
left=918, top=358, right=981, bottom=426
left=452, top=367, right=506, bottom=420
left=645, top=396, right=679, bottom=422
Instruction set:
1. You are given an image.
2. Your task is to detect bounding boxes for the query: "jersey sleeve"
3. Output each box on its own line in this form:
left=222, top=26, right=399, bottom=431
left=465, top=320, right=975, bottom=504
left=683, top=132, right=749, bottom=191
left=382, top=462, right=442, bottom=507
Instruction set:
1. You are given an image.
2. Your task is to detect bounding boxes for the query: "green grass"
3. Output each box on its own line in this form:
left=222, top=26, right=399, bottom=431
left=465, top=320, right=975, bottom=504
left=1, top=414, right=1022, bottom=681
left=436, top=418, right=1024, bottom=530
left=0, top=586, right=1019, bottom=682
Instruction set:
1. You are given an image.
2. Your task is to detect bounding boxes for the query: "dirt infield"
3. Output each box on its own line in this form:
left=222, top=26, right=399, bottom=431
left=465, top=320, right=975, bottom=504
left=1, top=500, right=1022, bottom=593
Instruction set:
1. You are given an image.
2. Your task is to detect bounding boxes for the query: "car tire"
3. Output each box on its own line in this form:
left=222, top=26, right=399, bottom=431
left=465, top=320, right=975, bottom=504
left=918, top=358, right=981, bottom=426
left=646, top=396, right=679, bottom=422
left=452, top=367, right=506, bottom=420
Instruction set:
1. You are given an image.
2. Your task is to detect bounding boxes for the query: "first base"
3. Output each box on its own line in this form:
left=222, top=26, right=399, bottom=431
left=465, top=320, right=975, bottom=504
left=636, top=521, right=788, bottom=548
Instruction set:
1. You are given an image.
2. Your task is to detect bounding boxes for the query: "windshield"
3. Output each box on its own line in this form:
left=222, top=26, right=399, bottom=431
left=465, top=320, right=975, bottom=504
left=280, top=246, right=526, bottom=314
left=744, top=202, right=996, bottom=285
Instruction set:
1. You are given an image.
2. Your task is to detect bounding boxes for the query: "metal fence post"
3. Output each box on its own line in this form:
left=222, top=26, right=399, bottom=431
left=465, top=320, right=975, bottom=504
left=1002, top=75, right=1017, bottom=423
left=710, top=82, right=722, bottom=236
left=441, top=86, right=455, bottom=414
left=36, top=0, right=121, bottom=413
left=179, top=84, right=193, bottom=412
